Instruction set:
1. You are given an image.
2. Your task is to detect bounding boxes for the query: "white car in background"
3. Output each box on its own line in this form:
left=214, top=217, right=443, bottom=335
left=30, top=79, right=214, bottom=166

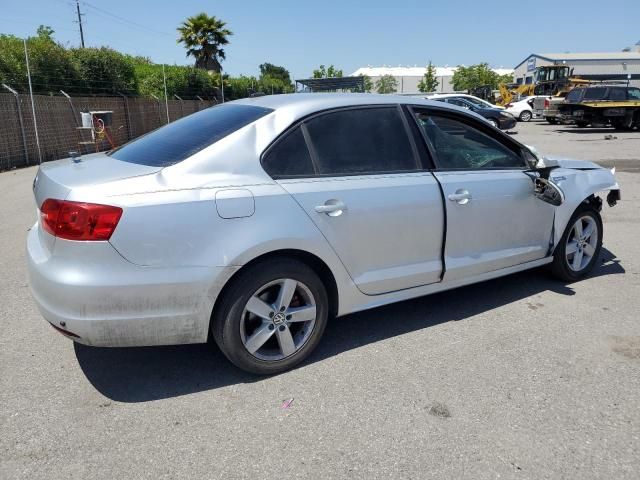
left=426, top=93, right=505, bottom=110
left=505, top=96, right=545, bottom=122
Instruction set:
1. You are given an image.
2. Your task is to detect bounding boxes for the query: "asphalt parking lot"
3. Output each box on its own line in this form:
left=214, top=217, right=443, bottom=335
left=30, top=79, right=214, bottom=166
left=1, top=120, right=639, bottom=479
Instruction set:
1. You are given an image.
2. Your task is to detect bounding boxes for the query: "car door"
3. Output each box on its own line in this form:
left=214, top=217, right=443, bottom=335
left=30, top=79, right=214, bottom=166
left=411, top=107, right=555, bottom=281
left=261, top=105, right=445, bottom=295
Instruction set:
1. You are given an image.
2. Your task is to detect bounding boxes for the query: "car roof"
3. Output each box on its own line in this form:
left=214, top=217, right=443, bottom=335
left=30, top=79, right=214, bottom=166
left=230, top=93, right=490, bottom=127
left=234, top=92, right=441, bottom=110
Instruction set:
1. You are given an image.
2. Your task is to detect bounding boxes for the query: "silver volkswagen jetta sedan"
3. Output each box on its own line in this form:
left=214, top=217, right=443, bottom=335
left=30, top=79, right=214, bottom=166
left=27, top=94, right=620, bottom=374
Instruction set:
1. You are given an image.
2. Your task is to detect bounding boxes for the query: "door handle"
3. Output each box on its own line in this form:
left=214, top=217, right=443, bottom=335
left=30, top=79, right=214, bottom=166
left=314, top=200, right=347, bottom=216
left=447, top=189, right=472, bottom=204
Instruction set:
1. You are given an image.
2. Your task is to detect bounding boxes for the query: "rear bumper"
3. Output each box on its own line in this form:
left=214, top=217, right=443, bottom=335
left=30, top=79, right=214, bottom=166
left=499, top=116, right=517, bottom=130
left=26, top=225, right=238, bottom=347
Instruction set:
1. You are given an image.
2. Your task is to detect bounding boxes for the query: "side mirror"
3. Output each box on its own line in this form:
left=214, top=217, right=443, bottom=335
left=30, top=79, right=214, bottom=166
left=533, top=177, right=565, bottom=206
left=524, top=168, right=565, bottom=206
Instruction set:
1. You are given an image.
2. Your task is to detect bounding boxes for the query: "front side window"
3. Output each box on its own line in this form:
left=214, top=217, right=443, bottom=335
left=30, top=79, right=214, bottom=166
left=608, top=88, right=626, bottom=101
left=413, top=112, right=525, bottom=170
left=109, top=104, right=273, bottom=167
left=628, top=88, right=640, bottom=100
left=303, top=107, right=418, bottom=175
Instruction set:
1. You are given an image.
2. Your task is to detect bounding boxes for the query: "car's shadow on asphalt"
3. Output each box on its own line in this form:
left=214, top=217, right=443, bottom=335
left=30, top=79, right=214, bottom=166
left=75, top=248, right=624, bottom=403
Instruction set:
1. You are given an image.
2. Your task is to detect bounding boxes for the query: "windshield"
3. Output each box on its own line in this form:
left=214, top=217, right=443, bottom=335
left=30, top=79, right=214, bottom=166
left=109, top=104, right=273, bottom=167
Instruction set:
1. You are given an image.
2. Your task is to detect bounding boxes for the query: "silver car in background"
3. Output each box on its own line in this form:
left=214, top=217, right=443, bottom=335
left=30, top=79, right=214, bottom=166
left=27, top=94, right=620, bottom=374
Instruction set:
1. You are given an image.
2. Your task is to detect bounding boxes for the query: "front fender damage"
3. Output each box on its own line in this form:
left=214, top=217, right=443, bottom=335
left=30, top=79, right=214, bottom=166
left=544, top=161, right=620, bottom=248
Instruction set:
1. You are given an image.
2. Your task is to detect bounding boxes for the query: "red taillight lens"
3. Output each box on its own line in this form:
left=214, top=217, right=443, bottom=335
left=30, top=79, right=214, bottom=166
left=40, top=199, right=122, bottom=241
left=544, top=99, right=550, bottom=108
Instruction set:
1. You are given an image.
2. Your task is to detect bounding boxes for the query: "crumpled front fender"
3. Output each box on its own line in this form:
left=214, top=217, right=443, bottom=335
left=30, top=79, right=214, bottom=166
left=550, top=165, right=620, bottom=247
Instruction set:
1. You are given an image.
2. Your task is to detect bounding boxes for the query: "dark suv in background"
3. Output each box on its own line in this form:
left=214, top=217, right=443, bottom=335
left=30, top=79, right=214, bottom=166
left=559, top=86, right=640, bottom=129
left=432, top=97, right=517, bottom=130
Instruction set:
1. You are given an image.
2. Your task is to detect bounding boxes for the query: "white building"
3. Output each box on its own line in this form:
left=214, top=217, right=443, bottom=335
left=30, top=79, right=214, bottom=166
left=513, top=41, right=640, bottom=87
left=350, top=65, right=514, bottom=94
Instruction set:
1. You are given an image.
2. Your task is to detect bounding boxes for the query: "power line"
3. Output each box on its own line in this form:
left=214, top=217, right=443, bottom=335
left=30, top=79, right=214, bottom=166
left=81, top=1, right=173, bottom=37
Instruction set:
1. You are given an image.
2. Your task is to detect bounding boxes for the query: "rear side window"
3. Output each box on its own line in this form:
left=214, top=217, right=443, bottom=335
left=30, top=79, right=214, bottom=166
left=304, top=107, right=417, bottom=175
left=109, top=104, right=272, bottom=167
left=262, top=127, right=315, bottom=177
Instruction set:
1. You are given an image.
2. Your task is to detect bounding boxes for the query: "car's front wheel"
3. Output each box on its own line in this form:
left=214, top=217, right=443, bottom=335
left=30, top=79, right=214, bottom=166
left=519, top=110, right=532, bottom=122
left=211, top=259, right=328, bottom=375
left=551, top=204, right=603, bottom=282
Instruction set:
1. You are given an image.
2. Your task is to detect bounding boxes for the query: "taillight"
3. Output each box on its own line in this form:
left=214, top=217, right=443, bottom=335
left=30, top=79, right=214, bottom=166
left=544, top=98, right=550, bottom=108
left=40, top=199, right=122, bottom=241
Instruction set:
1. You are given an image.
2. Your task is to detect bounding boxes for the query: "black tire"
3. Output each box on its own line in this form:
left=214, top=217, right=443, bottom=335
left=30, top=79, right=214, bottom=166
left=211, top=258, right=328, bottom=375
left=575, top=121, right=589, bottom=128
left=519, top=110, right=532, bottom=122
left=546, top=117, right=558, bottom=125
left=551, top=204, right=603, bottom=282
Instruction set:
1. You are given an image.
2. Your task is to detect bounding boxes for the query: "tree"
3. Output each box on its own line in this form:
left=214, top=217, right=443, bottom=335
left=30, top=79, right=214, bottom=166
left=177, top=13, right=232, bottom=72
left=69, top=47, right=137, bottom=94
left=313, top=64, right=343, bottom=78
left=259, top=63, right=292, bottom=85
left=258, top=63, right=293, bottom=93
left=0, top=30, right=78, bottom=94
left=36, top=25, right=55, bottom=42
left=360, top=74, right=373, bottom=93
left=451, top=63, right=511, bottom=91
left=417, top=61, right=439, bottom=93
left=375, top=74, right=397, bottom=94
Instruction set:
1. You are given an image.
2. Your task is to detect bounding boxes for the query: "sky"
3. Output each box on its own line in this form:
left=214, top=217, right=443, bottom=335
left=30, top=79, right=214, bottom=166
left=2, top=0, right=639, bottom=80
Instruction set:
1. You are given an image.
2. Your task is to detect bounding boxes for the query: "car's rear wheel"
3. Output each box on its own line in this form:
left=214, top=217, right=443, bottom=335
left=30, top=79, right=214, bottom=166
left=519, top=110, right=532, bottom=122
left=211, top=259, right=328, bottom=375
left=551, top=204, right=603, bottom=282
left=546, top=117, right=557, bottom=125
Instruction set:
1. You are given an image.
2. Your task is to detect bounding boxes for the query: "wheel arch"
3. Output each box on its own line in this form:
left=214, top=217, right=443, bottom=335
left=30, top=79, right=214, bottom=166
left=552, top=166, right=619, bottom=248
left=209, top=249, right=340, bottom=333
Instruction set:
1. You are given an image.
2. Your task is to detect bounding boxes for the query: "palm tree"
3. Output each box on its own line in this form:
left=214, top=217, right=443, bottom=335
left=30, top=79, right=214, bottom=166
left=177, top=13, right=232, bottom=73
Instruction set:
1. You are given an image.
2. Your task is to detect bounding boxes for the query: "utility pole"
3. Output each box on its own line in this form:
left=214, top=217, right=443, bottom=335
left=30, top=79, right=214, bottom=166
left=75, top=0, right=85, bottom=48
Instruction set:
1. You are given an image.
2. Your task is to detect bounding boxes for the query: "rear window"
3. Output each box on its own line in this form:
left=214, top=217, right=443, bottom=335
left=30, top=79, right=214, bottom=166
left=109, top=104, right=272, bottom=167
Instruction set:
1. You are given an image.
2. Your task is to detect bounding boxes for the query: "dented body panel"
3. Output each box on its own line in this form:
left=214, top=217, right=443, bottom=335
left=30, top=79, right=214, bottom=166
left=540, top=156, right=620, bottom=247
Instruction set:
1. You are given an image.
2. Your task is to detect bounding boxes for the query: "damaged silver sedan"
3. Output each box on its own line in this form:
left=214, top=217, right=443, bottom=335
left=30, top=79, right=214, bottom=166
left=27, top=94, right=620, bottom=374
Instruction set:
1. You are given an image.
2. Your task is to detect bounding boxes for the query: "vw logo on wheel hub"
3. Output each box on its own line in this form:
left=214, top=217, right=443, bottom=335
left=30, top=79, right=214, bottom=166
left=272, top=312, right=286, bottom=325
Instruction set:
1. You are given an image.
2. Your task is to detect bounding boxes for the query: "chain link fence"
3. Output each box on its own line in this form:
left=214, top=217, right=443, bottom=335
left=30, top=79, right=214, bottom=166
left=0, top=92, right=215, bottom=171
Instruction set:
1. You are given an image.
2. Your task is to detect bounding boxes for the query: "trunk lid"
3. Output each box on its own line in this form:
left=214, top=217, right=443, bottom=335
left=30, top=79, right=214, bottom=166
left=33, top=152, right=162, bottom=207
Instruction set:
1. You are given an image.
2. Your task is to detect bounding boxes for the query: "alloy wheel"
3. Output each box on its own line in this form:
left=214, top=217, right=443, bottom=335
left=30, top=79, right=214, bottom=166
left=240, top=278, right=317, bottom=361
left=565, top=216, right=598, bottom=272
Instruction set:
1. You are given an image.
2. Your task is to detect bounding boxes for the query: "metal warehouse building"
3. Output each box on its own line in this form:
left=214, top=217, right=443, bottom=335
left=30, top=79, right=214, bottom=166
left=514, top=41, right=640, bottom=87
left=349, top=66, right=514, bottom=94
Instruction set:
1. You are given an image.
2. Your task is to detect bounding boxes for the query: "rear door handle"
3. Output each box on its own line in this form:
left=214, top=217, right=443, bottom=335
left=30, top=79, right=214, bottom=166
left=314, top=200, right=347, bottom=216
left=447, top=189, right=472, bottom=204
